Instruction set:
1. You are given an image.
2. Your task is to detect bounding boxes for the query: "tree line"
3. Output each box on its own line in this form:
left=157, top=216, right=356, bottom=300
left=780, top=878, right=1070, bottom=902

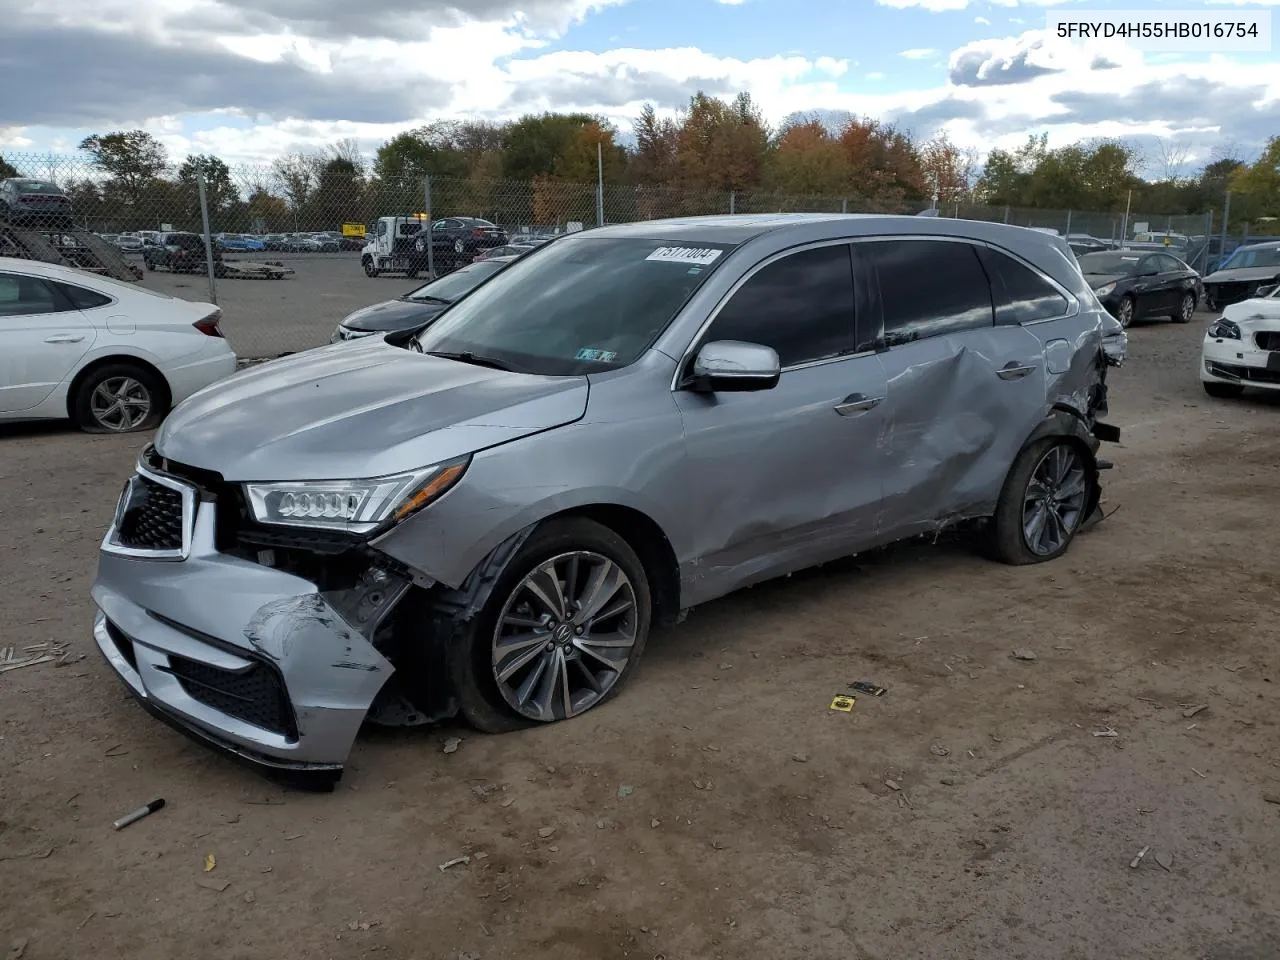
left=2, top=91, right=1276, bottom=234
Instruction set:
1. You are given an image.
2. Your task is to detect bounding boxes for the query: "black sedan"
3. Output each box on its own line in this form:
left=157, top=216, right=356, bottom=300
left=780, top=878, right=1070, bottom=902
left=330, top=256, right=514, bottom=343
left=1078, top=250, right=1202, bottom=328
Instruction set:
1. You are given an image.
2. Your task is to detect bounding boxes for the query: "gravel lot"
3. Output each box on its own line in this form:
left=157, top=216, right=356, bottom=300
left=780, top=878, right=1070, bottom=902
left=133, top=251, right=419, bottom=358
left=2, top=315, right=1279, bottom=960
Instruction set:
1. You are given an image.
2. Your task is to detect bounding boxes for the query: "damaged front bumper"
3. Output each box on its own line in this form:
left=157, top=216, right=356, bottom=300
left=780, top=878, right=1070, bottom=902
left=92, top=494, right=399, bottom=785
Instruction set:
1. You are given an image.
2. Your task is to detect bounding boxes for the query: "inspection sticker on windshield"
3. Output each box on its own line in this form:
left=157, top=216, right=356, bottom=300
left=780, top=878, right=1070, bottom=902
left=645, top=246, right=723, bottom=266
left=576, top=347, right=617, bottom=362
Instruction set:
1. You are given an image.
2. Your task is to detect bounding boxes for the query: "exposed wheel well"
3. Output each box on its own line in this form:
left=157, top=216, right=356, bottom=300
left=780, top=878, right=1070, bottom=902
left=544, top=504, right=682, bottom=628
left=65, top=356, right=172, bottom=420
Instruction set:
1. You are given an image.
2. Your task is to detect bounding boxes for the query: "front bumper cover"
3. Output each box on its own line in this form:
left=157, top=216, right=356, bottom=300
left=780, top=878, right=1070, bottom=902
left=92, top=496, right=394, bottom=782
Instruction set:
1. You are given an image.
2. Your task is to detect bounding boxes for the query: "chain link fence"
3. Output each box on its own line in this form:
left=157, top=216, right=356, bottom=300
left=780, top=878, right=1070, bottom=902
left=0, top=151, right=1230, bottom=358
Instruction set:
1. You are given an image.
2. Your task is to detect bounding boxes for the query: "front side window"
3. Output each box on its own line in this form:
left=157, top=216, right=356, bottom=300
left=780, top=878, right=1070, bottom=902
left=978, top=247, right=1069, bottom=325
left=413, top=237, right=734, bottom=376
left=703, top=244, right=856, bottom=367
left=864, top=240, right=994, bottom=346
left=0, top=273, right=67, bottom=317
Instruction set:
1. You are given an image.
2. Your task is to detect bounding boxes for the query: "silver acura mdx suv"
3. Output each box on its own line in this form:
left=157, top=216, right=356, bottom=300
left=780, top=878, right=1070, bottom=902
left=93, top=214, right=1126, bottom=785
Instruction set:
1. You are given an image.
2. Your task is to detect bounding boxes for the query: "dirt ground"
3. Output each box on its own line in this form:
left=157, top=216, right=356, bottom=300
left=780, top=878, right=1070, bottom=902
left=2, top=315, right=1279, bottom=960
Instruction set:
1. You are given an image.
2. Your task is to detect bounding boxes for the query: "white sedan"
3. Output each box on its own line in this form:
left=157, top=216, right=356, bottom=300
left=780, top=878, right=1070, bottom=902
left=0, top=257, right=236, bottom=432
left=1201, top=281, right=1280, bottom=398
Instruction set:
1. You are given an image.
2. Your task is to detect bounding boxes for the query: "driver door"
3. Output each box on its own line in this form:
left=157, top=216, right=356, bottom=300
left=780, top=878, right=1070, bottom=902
left=674, top=242, right=888, bottom=602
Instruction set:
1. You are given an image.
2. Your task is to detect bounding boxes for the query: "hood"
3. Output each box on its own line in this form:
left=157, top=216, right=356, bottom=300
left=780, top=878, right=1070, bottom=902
left=1222, top=297, right=1280, bottom=326
left=155, top=339, right=589, bottom=481
left=1084, top=273, right=1128, bottom=288
left=341, top=298, right=446, bottom=333
left=1204, top=266, right=1280, bottom=285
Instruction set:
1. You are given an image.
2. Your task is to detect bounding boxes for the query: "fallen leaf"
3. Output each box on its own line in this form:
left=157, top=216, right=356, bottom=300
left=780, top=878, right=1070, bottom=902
left=196, top=877, right=230, bottom=892
left=1011, top=649, right=1037, bottom=661
left=1155, top=850, right=1173, bottom=871
left=885, top=780, right=901, bottom=791
left=203, top=853, right=216, bottom=873
left=1182, top=704, right=1208, bottom=719
left=537, top=826, right=555, bottom=839
left=442, top=737, right=462, bottom=755
left=617, top=785, right=634, bottom=798
left=792, top=753, right=808, bottom=763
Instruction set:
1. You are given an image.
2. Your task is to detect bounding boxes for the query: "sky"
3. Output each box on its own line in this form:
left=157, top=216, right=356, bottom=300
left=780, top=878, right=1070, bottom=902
left=0, top=0, right=1277, bottom=178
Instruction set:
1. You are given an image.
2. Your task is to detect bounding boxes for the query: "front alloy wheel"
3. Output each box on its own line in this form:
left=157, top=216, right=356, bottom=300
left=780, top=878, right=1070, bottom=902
left=492, top=551, right=639, bottom=721
left=1116, top=295, right=1135, bottom=328
left=1021, top=444, right=1088, bottom=557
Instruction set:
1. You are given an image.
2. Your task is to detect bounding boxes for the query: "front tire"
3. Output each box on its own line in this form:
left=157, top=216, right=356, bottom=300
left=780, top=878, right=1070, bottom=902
left=990, top=438, right=1093, bottom=565
left=1203, top=381, right=1244, bottom=399
left=362, top=256, right=379, bottom=278
left=1116, top=295, right=1135, bottom=328
left=450, top=518, right=652, bottom=733
left=72, top=363, right=166, bottom=434
left=1172, top=292, right=1195, bottom=323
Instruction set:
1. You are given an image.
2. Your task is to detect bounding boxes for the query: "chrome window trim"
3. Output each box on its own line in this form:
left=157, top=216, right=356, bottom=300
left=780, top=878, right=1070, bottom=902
left=101, top=463, right=197, bottom=562
left=670, top=238, right=865, bottom=392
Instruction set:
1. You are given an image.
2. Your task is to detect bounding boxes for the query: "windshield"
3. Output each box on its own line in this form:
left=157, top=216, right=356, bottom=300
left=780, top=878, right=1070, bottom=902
left=1221, top=246, right=1280, bottom=270
left=412, top=237, right=735, bottom=376
left=404, top=260, right=506, bottom=302
left=1078, top=252, right=1142, bottom=275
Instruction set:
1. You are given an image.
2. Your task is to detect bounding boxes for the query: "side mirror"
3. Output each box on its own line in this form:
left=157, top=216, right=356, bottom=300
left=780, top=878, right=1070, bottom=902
left=1256, top=283, right=1277, bottom=298
left=687, top=340, right=780, bottom=393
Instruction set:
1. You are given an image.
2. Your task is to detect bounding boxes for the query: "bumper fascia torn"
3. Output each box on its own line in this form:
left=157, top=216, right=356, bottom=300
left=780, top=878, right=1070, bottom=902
left=92, top=516, right=397, bottom=783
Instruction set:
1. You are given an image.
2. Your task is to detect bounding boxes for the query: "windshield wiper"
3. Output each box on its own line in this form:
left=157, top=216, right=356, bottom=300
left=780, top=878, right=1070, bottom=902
left=405, top=294, right=450, bottom=304
left=424, top=350, right=519, bottom=372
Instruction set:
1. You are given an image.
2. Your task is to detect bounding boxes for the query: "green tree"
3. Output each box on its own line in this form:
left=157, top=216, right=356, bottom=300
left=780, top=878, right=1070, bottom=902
left=0, top=154, right=18, bottom=179
left=375, top=123, right=469, bottom=182
left=501, top=112, right=602, bottom=181
left=630, top=104, right=679, bottom=185
left=78, top=130, right=169, bottom=204
left=763, top=118, right=849, bottom=195
left=178, top=154, right=238, bottom=213
left=1231, top=136, right=1280, bottom=209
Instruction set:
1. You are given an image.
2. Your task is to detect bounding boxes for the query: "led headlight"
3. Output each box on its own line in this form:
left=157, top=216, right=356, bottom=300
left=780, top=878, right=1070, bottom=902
left=245, top=457, right=469, bottom=534
left=1093, top=282, right=1116, bottom=298
left=1207, top=318, right=1241, bottom=340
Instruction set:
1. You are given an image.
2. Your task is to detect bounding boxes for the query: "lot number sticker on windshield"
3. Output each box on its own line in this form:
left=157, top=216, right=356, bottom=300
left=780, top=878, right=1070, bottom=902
left=645, top=246, right=723, bottom=266
left=576, top=347, right=617, bottom=362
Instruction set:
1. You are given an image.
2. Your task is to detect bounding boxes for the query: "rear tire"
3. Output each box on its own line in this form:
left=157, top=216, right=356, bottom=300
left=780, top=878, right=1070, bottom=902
left=1203, top=381, right=1244, bottom=399
left=1172, top=292, right=1195, bottom=323
left=447, top=518, right=652, bottom=734
left=72, top=363, right=167, bottom=434
left=989, top=438, right=1093, bottom=565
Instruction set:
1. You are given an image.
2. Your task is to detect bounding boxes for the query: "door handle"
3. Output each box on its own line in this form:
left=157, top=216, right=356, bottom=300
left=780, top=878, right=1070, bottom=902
left=44, top=335, right=85, bottom=343
left=834, top=393, right=883, bottom=416
left=997, top=361, right=1037, bottom=381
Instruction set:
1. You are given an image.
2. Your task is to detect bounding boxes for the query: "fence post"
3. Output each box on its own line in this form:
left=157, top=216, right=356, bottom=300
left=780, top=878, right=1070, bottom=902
left=729, top=191, right=736, bottom=215
left=197, top=176, right=218, bottom=305
left=1219, top=190, right=1231, bottom=270
left=1203, top=211, right=1213, bottom=273
left=423, top=175, right=436, bottom=280
left=841, top=198, right=848, bottom=214
left=596, top=142, right=605, bottom=227
left=1003, top=205, right=1010, bottom=224
left=1064, top=209, right=1072, bottom=237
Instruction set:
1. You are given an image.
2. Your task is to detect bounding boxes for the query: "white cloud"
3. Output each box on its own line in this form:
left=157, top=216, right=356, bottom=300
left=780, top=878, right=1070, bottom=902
left=975, top=15, right=990, bottom=24
left=866, top=71, right=887, bottom=80
left=899, top=47, right=939, bottom=59
left=878, top=0, right=1070, bottom=7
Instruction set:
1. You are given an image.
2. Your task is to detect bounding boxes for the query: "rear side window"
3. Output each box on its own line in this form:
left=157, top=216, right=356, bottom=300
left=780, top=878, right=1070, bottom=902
left=978, top=247, right=1070, bottom=325
left=863, top=240, right=993, bottom=345
left=54, top=282, right=112, bottom=310
left=0, top=273, right=65, bottom=316
left=706, top=244, right=856, bottom=367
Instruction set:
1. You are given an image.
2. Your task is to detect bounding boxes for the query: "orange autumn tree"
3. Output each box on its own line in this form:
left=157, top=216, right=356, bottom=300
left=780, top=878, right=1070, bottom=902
left=837, top=116, right=927, bottom=211
left=919, top=133, right=975, bottom=206
left=676, top=92, right=770, bottom=194
left=764, top=118, right=851, bottom=196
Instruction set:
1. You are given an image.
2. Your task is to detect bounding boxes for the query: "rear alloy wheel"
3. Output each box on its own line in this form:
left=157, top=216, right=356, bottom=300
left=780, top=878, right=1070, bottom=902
left=1203, top=381, right=1244, bottom=399
left=73, top=363, right=165, bottom=434
left=1116, top=295, right=1135, bottom=328
left=990, top=438, right=1093, bottom=564
left=450, top=518, right=651, bottom=733
left=1172, top=292, right=1195, bottom=323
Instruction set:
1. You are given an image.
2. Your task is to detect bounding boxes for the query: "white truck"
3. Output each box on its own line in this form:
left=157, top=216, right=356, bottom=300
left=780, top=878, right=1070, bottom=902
left=360, top=215, right=431, bottom=278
